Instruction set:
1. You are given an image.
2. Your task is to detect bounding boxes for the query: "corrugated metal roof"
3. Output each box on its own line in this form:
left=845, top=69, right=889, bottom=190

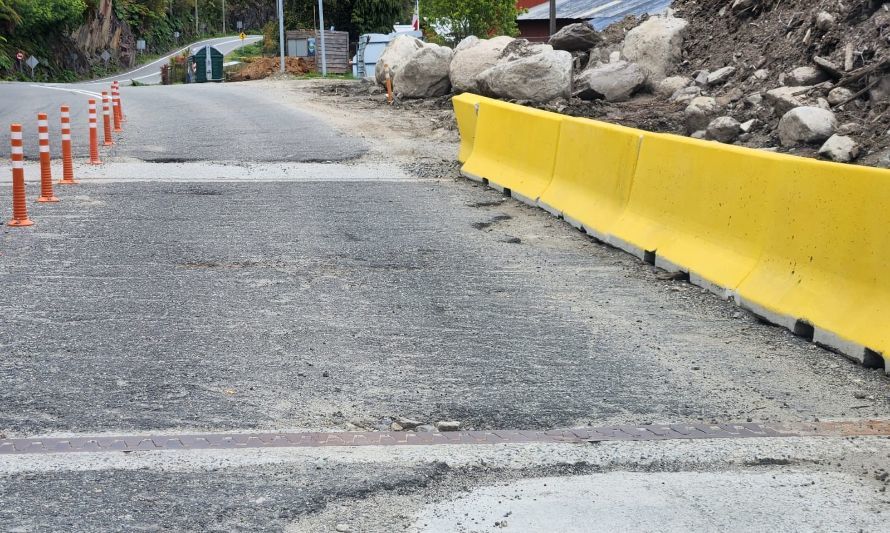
left=518, top=0, right=673, bottom=30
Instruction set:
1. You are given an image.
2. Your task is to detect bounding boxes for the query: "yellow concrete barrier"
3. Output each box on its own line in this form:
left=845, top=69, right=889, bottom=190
left=452, top=93, right=486, bottom=164
left=538, top=117, right=642, bottom=240
left=735, top=156, right=890, bottom=368
left=454, top=98, right=890, bottom=372
left=461, top=99, right=563, bottom=205
left=609, top=133, right=784, bottom=297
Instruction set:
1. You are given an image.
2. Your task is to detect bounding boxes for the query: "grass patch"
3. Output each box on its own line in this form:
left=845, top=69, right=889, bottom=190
left=226, top=41, right=263, bottom=62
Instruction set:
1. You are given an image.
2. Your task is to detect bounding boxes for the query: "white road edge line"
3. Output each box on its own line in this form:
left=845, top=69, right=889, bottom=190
left=87, top=36, right=261, bottom=84
left=29, top=85, right=103, bottom=98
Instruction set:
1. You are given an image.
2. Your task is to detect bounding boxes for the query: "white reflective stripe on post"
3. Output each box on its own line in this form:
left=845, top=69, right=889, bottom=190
left=62, top=133, right=71, bottom=141
left=38, top=120, right=48, bottom=127
left=61, top=112, right=70, bottom=118
left=39, top=145, right=49, bottom=153
left=11, top=131, right=22, bottom=140
left=12, top=159, right=23, bottom=169
left=89, top=123, right=97, bottom=129
left=39, top=133, right=49, bottom=141
left=11, top=146, right=23, bottom=155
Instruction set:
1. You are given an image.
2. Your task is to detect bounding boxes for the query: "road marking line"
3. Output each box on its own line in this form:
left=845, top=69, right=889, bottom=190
left=2, top=420, right=888, bottom=455
left=29, top=85, right=103, bottom=98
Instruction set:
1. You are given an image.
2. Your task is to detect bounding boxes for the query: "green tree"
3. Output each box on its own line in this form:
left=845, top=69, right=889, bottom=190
left=351, top=0, right=406, bottom=34
left=11, top=0, right=87, bottom=33
left=422, top=0, right=519, bottom=45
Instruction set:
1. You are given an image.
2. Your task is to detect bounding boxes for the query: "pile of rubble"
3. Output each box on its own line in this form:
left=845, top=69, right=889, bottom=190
left=373, top=0, right=890, bottom=167
left=228, top=57, right=313, bottom=82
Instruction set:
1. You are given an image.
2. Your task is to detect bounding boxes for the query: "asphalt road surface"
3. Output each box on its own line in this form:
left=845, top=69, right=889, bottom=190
left=0, top=74, right=888, bottom=531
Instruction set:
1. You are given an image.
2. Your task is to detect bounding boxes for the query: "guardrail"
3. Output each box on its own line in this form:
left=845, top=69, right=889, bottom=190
left=453, top=93, right=889, bottom=375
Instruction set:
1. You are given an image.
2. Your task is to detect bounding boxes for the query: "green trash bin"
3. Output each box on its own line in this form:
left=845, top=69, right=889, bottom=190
left=189, top=45, right=224, bottom=83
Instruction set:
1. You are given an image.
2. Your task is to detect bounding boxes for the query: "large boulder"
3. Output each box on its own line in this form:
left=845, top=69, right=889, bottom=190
left=706, top=116, right=741, bottom=143
left=449, top=36, right=514, bottom=93
left=393, top=44, right=453, bottom=98
left=655, top=75, right=691, bottom=97
left=684, top=96, right=719, bottom=132
left=478, top=49, right=573, bottom=103
left=548, top=22, right=601, bottom=51
left=622, top=15, right=688, bottom=83
left=375, top=34, right=423, bottom=85
left=778, top=106, right=837, bottom=146
left=575, top=61, right=646, bottom=102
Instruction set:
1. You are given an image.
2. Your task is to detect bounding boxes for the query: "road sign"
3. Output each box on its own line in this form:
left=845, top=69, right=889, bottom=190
left=136, top=39, right=146, bottom=52
left=237, top=21, right=243, bottom=30
left=239, top=32, right=246, bottom=41
left=25, top=56, right=38, bottom=69
left=100, top=50, right=111, bottom=62
left=16, top=52, right=24, bottom=61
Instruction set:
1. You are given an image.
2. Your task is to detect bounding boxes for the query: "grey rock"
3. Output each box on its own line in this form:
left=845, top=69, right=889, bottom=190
left=690, top=130, right=707, bottom=139
left=499, top=39, right=553, bottom=62
left=818, top=134, right=859, bottom=162
left=753, top=69, right=770, bottom=80
left=415, top=424, right=437, bottom=433
left=435, top=420, right=461, bottom=432
left=816, top=97, right=831, bottom=110
left=548, top=22, right=601, bottom=51
left=740, top=119, right=758, bottom=133
left=395, top=416, right=421, bottom=429
left=393, top=43, right=453, bottom=98
left=335, top=525, right=353, bottom=533
left=449, top=36, right=513, bottom=93
left=745, top=92, right=763, bottom=107
left=707, top=116, right=742, bottom=142
left=827, top=87, right=854, bottom=106
left=671, top=85, right=701, bottom=104
left=694, top=70, right=710, bottom=87
left=764, top=86, right=809, bottom=115
left=622, top=15, right=689, bottom=83
left=816, top=11, right=836, bottom=31
left=609, top=50, right=621, bottom=63
left=837, top=122, right=862, bottom=135
left=575, top=61, right=647, bottom=102
left=778, top=106, right=838, bottom=146
left=655, top=76, right=692, bottom=97
left=785, top=66, right=829, bottom=86
left=685, top=96, right=720, bottom=132
left=454, top=35, right=481, bottom=53
left=478, top=48, right=573, bottom=103
left=731, top=0, right=758, bottom=14
left=707, top=66, right=736, bottom=86
left=375, top=34, right=424, bottom=85
left=390, top=422, right=404, bottom=431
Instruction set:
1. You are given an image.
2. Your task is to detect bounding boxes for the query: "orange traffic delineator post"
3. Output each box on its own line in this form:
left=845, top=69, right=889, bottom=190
left=8, top=124, right=33, bottom=226
left=111, top=88, right=123, bottom=133
left=88, top=99, right=102, bottom=165
left=37, top=112, right=59, bottom=203
left=101, top=91, right=113, bottom=146
left=58, top=105, right=78, bottom=184
left=113, top=80, right=126, bottom=122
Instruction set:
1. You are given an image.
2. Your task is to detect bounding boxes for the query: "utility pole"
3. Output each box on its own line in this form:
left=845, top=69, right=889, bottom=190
left=549, top=0, right=556, bottom=36
left=277, top=0, right=285, bottom=73
left=222, top=0, right=225, bottom=34
left=318, top=0, right=327, bottom=77
left=195, top=0, right=198, bottom=35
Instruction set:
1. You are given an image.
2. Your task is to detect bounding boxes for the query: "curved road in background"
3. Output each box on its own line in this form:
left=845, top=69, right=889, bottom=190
left=86, top=34, right=262, bottom=86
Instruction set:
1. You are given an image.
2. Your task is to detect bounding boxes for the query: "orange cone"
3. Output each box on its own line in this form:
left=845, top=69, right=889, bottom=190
left=88, top=99, right=102, bottom=165
left=101, top=91, right=113, bottom=146
left=111, top=88, right=123, bottom=133
left=37, top=112, right=59, bottom=203
left=113, top=81, right=126, bottom=122
left=58, top=105, right=78, bottom=184
left=8, top=124, right=33, bottom=226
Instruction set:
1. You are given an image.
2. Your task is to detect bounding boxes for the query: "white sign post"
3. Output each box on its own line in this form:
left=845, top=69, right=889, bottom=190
left=205, top=45, right=213, bottom=81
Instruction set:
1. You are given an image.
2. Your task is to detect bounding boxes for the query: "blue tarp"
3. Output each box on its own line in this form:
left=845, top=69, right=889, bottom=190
left=519, top=0, right=674, bottom=30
